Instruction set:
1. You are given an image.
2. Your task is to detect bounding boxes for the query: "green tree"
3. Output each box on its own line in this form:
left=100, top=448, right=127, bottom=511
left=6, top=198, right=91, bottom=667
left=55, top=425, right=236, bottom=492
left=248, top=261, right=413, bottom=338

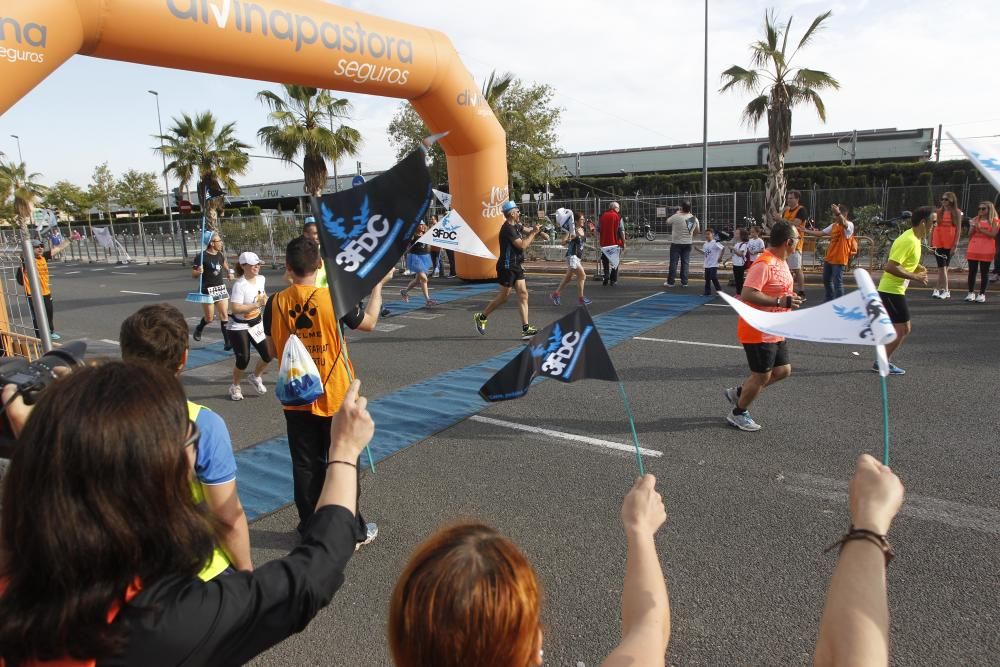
left=386, top=104, right=447, bottom=186
left=256, top=84, right=362, bottom=197
left=115, top=169, right=161, bottom=219
left=720, top=9, right=839, bottom=221
left=387, top=71, right=562, bottom=192
left=155, top=111, right=250, bottom=229
left=0, top=158, right=47, bottom=232
left=88, top=162, right=118, bottom=225
left=43, top=179, right=92, bottom=221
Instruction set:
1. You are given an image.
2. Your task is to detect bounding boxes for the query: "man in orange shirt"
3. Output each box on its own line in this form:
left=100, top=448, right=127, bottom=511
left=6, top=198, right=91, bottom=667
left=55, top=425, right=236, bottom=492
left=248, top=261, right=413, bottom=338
left=264, top=236, right=376, bottom=544
left=724, top=220, right=804, bottom=431
left=21, top=238, right=70, bottom=340
left=777, top=190, right=809, bottom=297
left=803, top=204, right=855, bottom=302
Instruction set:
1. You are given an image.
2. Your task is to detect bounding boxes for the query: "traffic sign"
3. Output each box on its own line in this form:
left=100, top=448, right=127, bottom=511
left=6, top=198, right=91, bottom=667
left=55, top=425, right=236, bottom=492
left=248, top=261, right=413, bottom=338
left=179, top=200, right=192, bottom=214
left=351, top=175, right=366, bottom=188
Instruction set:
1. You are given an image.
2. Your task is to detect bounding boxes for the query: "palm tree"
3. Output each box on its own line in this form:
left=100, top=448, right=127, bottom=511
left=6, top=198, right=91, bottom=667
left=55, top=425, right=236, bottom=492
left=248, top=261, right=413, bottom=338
left=482, top=70, right=514, bottom=106
left=0, top=159, right=47, bottom=232
left=155, top=112, right=250, bottom=229
left=720, top=9, right=839, bottom=221
left=256, top=85, right=362, bottom=197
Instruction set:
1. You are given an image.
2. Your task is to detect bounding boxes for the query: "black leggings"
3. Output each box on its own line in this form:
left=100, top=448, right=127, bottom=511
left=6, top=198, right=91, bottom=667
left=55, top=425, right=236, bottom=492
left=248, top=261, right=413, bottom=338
left=733, top=265, right=746, bottom=294
left=968, top=260, right=990, bottom=294
left=230, top=327, right=271, bottom=370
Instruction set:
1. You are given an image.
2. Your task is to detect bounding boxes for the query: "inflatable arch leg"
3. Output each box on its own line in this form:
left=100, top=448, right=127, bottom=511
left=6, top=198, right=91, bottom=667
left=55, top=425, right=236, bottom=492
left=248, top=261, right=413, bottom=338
left=1, top=0, right=508, bottom=279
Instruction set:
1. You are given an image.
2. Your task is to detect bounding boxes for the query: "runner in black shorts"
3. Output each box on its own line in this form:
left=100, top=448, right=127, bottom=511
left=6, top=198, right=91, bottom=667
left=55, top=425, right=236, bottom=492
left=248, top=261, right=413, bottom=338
left=473, top=201, right=548, bottom=339
left=192, top=232, right=232, bottom=350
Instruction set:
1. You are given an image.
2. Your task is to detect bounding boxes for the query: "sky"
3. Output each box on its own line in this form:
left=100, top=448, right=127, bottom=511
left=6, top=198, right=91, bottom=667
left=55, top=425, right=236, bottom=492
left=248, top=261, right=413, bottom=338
left=1, top=0, right=997, bottom=192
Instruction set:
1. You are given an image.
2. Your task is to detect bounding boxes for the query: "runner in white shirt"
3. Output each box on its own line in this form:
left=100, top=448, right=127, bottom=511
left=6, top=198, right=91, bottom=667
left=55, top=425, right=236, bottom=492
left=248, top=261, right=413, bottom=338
left=227, top=251, right=272, bottom=401
left=747, top=226, right=766, bottom=264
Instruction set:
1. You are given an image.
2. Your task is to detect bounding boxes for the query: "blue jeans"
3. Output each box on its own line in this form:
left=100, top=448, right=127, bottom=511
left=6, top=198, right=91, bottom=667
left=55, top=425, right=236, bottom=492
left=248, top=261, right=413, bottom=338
left=823, top=262, right=845, bottom=301
left=667, top=244, right=692, bottom=285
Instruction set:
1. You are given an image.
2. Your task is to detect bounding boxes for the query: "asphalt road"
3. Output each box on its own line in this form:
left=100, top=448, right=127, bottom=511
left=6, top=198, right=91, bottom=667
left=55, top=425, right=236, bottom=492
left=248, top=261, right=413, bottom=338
left=28, top=259, right=1000, bottom=665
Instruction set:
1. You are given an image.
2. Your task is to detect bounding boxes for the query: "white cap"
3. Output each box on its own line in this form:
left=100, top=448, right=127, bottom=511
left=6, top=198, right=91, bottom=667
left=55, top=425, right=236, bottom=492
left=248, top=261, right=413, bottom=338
left=238, top=251, right=261, bottom=265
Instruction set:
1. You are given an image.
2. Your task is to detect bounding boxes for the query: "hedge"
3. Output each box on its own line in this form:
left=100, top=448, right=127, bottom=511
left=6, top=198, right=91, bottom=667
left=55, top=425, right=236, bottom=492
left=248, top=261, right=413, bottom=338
left=558, top=159, right=985, bottom=197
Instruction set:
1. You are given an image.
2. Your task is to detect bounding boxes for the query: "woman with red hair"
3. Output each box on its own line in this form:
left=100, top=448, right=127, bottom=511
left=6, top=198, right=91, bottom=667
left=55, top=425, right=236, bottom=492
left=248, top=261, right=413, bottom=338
left=388, top=475, right=670, bottom=667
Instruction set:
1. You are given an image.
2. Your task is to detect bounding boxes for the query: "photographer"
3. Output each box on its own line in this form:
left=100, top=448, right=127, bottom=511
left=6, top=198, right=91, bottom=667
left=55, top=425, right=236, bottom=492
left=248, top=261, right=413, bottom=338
left=0, top=363, right=374, bottom=665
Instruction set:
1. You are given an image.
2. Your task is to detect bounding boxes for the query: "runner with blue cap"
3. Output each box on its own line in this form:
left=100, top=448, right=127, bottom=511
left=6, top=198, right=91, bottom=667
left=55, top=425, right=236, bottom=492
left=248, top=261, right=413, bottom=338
left=474, top=200, right=549, bottom=339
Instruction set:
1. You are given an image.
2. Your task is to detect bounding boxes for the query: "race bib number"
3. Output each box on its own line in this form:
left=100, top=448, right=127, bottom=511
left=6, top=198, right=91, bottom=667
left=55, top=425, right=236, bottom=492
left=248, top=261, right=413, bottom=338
left=248, top=321, right=265, bottom=343
left=207, top=284, right=228, bottom=299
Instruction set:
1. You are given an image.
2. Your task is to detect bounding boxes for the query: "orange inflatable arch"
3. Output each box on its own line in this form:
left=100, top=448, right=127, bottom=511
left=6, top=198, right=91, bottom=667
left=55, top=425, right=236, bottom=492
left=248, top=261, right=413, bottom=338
left=1, top=0, right=508, bottom=279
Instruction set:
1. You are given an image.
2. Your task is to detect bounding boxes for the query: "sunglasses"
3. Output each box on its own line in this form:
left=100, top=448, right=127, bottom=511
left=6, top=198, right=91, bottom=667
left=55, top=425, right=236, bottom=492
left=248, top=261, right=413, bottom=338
left=183, top=419, right=200, bottom=450
left=979, top=206, right=989, bottom=211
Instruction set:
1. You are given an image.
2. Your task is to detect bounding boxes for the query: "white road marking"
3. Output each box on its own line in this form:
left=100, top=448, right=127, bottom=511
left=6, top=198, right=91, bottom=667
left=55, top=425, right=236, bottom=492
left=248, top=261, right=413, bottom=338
left=99, top=339, right=120, bottom=346
left=703, top=303, right=731, bottom=308
left=91, top=268, right=106, bottom=271
left=784, top=473, right=1000, bottom=535
left=373, top=323, right=406, bottom=332
left=112, top=271, right=137, bottom=275
left=399, top=313, right=444, bottom=320
left=63, top=271, right=81, bottom=275
left=120, top=290, right=160, bottom=296
left=634, top=336, right=741, bottom=350
left=470, top=415, right=662, bottom=458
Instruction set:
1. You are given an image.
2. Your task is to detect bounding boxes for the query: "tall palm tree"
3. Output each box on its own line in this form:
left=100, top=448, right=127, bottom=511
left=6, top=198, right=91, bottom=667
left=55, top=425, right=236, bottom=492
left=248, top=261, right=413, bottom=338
left=155, top=112, right=250, bottom=229
left=720, top=9, right=839, bottom=221
left=0, top=159, right=47, bottom=232
left=482, top=70, right=514, bottom=106
left=256, top=85, right=362, bottom=197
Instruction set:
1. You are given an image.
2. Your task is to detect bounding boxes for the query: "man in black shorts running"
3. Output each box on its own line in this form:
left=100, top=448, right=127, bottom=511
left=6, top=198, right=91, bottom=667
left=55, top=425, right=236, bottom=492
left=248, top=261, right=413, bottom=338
left=474, top=200, right=548, bottom=339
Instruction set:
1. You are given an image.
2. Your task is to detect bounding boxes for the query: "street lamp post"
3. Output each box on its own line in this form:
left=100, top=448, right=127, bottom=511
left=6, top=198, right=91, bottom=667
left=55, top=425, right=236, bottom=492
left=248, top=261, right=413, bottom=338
left=148, top=90, right=177, bottom=259
left=10, top=134, right=23, bottom=163
left=701, top=0, right=709, bottom=231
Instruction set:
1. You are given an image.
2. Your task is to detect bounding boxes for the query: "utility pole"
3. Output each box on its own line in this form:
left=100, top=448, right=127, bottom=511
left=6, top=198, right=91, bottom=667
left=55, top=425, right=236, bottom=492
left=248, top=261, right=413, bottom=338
left=701, top=0, right=709, bottom=227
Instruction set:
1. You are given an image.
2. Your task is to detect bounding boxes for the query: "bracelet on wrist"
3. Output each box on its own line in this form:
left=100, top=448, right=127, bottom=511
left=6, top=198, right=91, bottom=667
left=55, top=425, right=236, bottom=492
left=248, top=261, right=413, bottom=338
left=824, top=525, right=894, bottom=566
left=326, top=459, right=357, bottom=469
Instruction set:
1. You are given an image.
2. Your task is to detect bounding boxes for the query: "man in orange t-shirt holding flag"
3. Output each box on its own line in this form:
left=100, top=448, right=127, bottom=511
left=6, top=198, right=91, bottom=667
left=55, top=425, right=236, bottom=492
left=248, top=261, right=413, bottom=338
left=724, top=220, right=804, bottom=432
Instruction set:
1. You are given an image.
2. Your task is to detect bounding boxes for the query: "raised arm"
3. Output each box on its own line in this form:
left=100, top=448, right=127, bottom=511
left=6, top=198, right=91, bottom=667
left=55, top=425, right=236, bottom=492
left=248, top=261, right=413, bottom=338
left=601, top=475, right=670, bottom=667
left=815, top=454, right=904, bottom=667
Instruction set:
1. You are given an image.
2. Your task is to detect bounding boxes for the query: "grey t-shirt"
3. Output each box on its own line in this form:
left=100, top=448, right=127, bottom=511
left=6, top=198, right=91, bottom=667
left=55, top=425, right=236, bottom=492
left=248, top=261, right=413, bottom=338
left=669, top=213, right=700, bottom=244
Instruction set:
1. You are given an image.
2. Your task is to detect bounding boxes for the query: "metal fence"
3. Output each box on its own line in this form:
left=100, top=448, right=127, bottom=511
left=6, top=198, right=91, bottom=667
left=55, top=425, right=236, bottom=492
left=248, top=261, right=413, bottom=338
left=0, top=247, right=44, bottom=361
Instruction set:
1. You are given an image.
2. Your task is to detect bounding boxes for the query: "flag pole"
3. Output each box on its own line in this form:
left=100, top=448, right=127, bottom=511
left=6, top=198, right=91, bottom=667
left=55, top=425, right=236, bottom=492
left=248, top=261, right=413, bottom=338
left=334, top=321, right=376, bottom=473
left=617, top=381, right=645, bottom=476
left=880, top=374, right=890, bottom=466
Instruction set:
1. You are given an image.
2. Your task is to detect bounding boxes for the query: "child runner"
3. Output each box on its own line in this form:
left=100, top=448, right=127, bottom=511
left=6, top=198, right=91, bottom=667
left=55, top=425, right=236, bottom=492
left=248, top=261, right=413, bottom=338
left=700, top=228, right=725, bottom=296
left=731, top=228, right=750, bottom=295
left=401, top=222, right=439, bottom=307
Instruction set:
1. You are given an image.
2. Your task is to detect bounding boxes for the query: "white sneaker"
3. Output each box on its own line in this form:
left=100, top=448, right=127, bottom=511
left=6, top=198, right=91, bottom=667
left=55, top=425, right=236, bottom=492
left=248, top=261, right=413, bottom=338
left=976, top=293, right=986, bottom=303
left=965, top=292, right=976, bottom=302
left=931, top=289, right=941, bottom=298
left=355, top=522, right=379, bottom=551
left=228, top=383, right=244, bottom=401
left=251, top=375, right=267, bottom=395
left=941, top=290, right=951, bottom=299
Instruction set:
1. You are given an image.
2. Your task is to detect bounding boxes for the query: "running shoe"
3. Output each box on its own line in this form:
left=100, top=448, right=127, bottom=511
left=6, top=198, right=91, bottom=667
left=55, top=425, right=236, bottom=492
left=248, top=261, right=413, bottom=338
left=549, top=291, right=561, bottom=306
left=965, top=292, right=976, bottom=302
left=250, top=375, right=266, bottom=395
left=941, top=290, right=951, bottom=300
left=425, top=299, right=440, bottom=307
left=228, top=383, right=244, bottom=401
left=473, top=312, right=488, bottom=335
left=871, top=362, right=906, bottom=375
left=192, top=324, right=204, bottom=341
left=400, top=288, right=409, bottom=303
left=932, top=289, right=941, bottom=299
left=724, top=386, right=740, bottom=406
left=355, top=522, right=379, bottom=551
left=663, top=281, right=673, bottom=287
left=49, top=332, right=61, bottom=341
left=579, top=296, right=593, bottom=306
left=727, top=411, right=761, bottom=432
left=521, top=325, right=539, bottom=339
left=976, top=293, right=986, bottom=303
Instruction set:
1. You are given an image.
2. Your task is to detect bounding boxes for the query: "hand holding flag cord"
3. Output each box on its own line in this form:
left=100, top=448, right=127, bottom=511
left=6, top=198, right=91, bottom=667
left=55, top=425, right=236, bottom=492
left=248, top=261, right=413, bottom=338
left=719, top=269, right=897, bottom=464
left=479, top=307, right=648, bottom=474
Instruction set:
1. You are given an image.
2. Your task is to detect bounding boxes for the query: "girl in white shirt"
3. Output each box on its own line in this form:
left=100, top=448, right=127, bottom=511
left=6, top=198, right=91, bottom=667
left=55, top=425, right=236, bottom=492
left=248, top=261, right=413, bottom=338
left=227, top=251, right=272, bottom=401
left=731, top=228, right=751, bottom=294
left=699, top=229, right=726, bottom=295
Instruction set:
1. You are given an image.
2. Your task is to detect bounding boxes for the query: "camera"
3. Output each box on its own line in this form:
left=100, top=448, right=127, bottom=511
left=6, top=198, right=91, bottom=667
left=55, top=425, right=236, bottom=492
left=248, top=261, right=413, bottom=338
left=0, top=341, right=87, bottom=405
